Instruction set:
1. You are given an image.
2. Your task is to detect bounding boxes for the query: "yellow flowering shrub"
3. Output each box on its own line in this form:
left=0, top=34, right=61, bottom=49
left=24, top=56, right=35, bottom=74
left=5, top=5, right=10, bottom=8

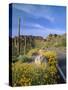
left=12, top=59, right=59, bottom=86
left=43, top=51, right=56, bottom=59
left=12, top=50, right=59, bottom=86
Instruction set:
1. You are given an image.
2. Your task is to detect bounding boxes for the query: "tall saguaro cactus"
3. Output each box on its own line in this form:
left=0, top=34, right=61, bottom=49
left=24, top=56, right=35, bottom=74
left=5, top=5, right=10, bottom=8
left=17, top=17, right=27, bottom=55
left=18, top=17, right=20, bottom=55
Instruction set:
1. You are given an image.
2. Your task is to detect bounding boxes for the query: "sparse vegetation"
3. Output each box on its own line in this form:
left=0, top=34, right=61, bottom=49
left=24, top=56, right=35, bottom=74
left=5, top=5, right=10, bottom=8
left=11, top=33, right=66, bottom=86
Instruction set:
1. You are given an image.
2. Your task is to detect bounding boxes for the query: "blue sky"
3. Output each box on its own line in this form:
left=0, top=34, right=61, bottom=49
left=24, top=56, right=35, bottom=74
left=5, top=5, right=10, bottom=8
left=11, top=3, right=66, bottom=38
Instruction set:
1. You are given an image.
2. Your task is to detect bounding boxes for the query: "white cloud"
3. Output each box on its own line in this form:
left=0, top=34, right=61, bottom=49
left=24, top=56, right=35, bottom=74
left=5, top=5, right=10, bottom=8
left=24, top=22, right=45, bottom=29
left=21, top=20, right=65, bottom=35
left=13, top=4, right=55, bottom=23
left=34, top=24, right=44, bottom=28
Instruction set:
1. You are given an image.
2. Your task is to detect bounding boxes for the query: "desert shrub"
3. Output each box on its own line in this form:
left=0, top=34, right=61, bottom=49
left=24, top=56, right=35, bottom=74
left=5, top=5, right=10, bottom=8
left=12, top=62, right=44, bottom=86
left=43, top=51, right=57, bottom=69
left=18, top=55, right=32, bottom=63
left=12, top=61, right=59, bottom=86
left=42, top=51, right=57, bottom=60
left=27, top=48, right=39, bottom=56
left=54, top=41, right=66, bottom=47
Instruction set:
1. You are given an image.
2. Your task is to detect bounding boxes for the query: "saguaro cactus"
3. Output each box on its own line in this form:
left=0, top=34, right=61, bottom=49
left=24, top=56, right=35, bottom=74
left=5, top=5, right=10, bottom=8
left=17, top=17, right=20, bottom=55
left=24, top=36, right=26, bottom=55
left=17, top=17, right=27, bottom=55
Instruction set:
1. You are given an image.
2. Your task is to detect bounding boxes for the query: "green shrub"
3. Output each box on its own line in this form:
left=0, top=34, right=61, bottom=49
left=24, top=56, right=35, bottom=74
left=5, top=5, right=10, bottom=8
left=18, top=55, right=32, bottom=63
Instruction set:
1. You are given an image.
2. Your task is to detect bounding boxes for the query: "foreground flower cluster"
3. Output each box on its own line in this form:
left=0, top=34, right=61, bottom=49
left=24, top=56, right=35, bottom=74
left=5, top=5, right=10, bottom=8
left=12, top=50, right=59, bottom=86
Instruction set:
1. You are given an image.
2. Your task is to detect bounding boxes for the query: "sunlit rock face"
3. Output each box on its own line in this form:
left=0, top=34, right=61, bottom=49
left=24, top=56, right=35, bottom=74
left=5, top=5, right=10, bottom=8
left=34, top=54, right=47, bottom=65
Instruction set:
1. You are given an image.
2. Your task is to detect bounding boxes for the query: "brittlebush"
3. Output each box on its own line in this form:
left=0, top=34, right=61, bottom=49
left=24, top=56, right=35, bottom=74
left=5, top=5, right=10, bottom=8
left=12, top=50, right=59, bottom=86
left=12, top=59, right=59, bottom=86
